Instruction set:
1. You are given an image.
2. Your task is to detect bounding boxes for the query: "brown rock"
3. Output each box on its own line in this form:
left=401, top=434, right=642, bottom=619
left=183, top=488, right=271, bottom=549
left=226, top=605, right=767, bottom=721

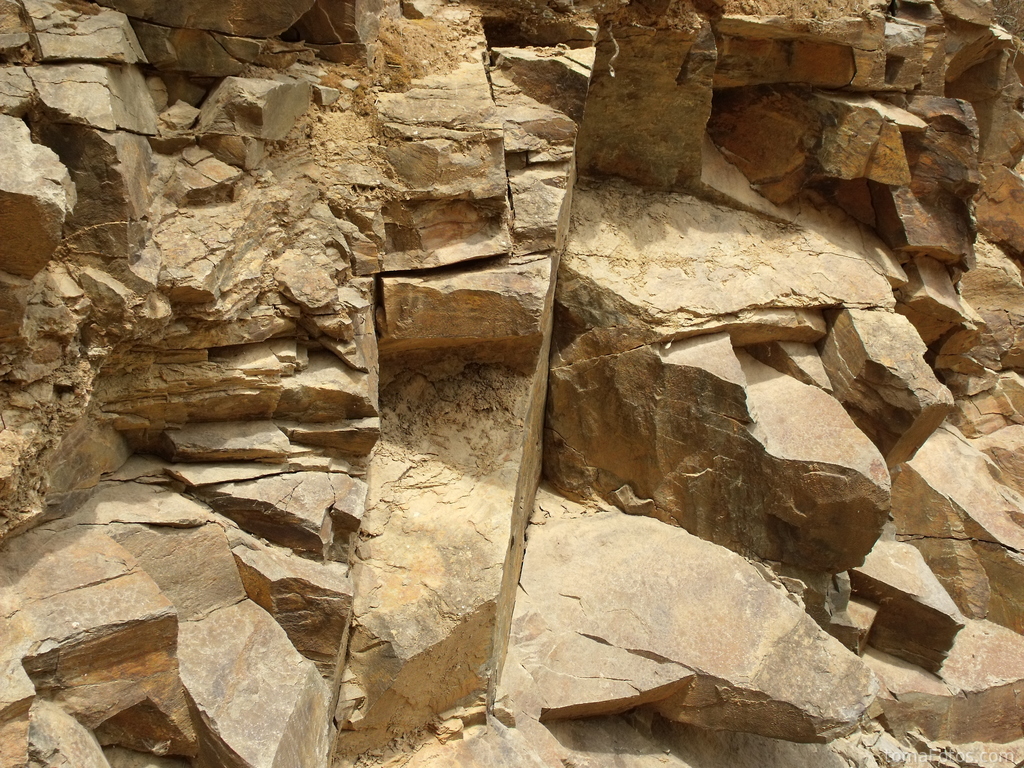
left=132, top=22, right=256, bottom=77
left=157, top=421, right=291, bottom=463
left=26, top=0, right=145, bottom=64
left=196, top=471, right=351, bottom=556
left=275, top=351, right=376, bottom=423
left=850, top=538, right=965, bottom=672
left=820, top=309, right=954, bottom=467
left=744, top=340, right=832, bottom=391
left=892, top=425, right=1024, bottom=634
left=27, top=700, right=112, bottom=768
left=508, top=509, right=877, bottom=741
left=862, top=648, right=953, bottom=741
left=934, top=0, right=995, bottom=26
left=971, top=425, right=1024, bottom=497
left=280, top=418, right=380, bottom=456
left=232, top=539, right=352, bottom=673
left=196, top=76, right=311, bottom=141
left=104, top=747, right=191, bottom=768
left=177, top=600, right=331, bottom=768
left=895, top=255, right=975, bottom=344
left=490, top=46, right=591, bottom=124
left=94, top=0, right=316, bottom=38
left=545, top=333, right=890, bottom=572
left=976, top=164, right=1024, bottom=255
left=0, top=115, right=76, bottom=279
left=576, top=22, right=716, bottom=190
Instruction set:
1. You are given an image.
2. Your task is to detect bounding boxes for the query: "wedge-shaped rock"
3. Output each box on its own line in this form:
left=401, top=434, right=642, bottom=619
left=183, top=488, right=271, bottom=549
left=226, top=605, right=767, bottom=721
left=972, top=425, right=1024, bottom=496
left=820, top=309, right=954, bottom=467
left=0, top=526, right=196, bottom=756
left=94, top=0, right=315, bottom=37
left=0, top=115, right=76, bottom=279
left=26, top=0, right=145, bottom=64
left=275, top=352, right=376, bottom=423
left=109, top=523, right=246, bottom=622
left=132, top=22, right=256, bottom=77
left=896, top=255, right=975, bottom=344
left=232, top=540, right=352, bottom=673
left=955, top=238, right=1024, bottom=370
left=27, top=700, right=112, bottom=768
left=196, top=471, right=347, bottom=556
left=196, top=77, right=311, bottom=141
left=28, top=64, right=158, bottom=134
left=941, top=620, right=1024, bottom=743
left=850, top=538, right=965, bottom=672
left=68, top=482, right=213, bottom=528
left=158, top=421, right=291, bottom=463
left=892, top=425, right=1024, bottom=633
left=863, top=648, right=953, bottom=741
left=545, top=334, right=890, bottom=572
left=976, top=165, right=1024, bottom=255
left=556, top=184, right=895, bottom=366
left=745, top=340, right=832, bottom=391
left=509, top=510, right=877, bottom=741
left=575, top=21, right=715, bottom=190
left=0, top=67, right=33, bottom=118
left=379, top=257, right=552, bottom=352
left=178, top=600, right=331, bottom=768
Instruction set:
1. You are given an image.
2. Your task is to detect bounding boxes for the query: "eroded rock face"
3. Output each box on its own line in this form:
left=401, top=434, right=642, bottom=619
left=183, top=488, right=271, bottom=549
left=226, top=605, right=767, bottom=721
left=507, top=509, right=877, bottom=742
left=546, top=333, right=890, bottom=572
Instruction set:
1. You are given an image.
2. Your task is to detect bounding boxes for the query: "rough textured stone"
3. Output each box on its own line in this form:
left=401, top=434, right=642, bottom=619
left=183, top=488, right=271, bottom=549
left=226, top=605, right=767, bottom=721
left=820, top=309, right=954, bottom=467
left=976, top=164, right=1024, bottom=255
left=274, top=352, right=376, bottom=423
left=196, top=77, right=311, bottom=141
left=0, top=115, right=76, bottom=279
left=862, top=648, right=953, bottom=741
left=28, top=63, right=158, bottom=134
left=26, top=0, right=145, bottom=64
left=850, top=538, right=965, bottom=672
left=177, top=600, right=331, bottom=768
left=546, top=334, right=890, bottom=572
left=94, top=0, right=317, bottom=38
left=507, top=509, right=877, bottom=741
left=27, top=700, right=112, bottom=768
left=895, top=255, right=975, bottom=344
left=157, top=421, right=291, bottom=462
left=971, top=425, right=1024, bottom=497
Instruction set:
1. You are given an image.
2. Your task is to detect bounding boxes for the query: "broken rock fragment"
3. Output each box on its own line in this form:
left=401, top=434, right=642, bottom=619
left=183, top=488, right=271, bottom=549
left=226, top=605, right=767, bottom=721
left=508, top=509, right=877, bottom=742
left=28, top=63, right=158, bottom=134
left=820, top=309, right=954, bottom=467
left=196, top=76, right=311, bottom=141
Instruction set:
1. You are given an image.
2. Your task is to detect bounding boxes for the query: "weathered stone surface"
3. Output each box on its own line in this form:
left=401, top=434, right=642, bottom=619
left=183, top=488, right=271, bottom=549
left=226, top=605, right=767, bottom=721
left=196, top=77, right=311, bottom=141
left=132, top=22, right=259, bottom=77
left=165, top=152, right=242, bottom=207
left=976, top=164, right=1024, bottom=255
left=972, top=425, right=1024, bottom=497
left=29, top=63, right=158, bottom=134
left=895, top=255, right=975, bottom=344
left=546, top=334, right=890, bottom=572
left=275, top=352, right=376, bottom=423
left=950, top=370, right=1024, bottom=436
left=0, top=525, right=196, bottom=756
left=0, top=67, right=32, bottom=117
left=0, top=115, right=75, bottom=279
left=109, top=523, right=246, bottom=621
left=862, top=648, right=953, bottom=741
left=745, top=340, right=832, bottom=391
left=508, top=509, right=876, bottom=741
left=196, top=471, right=349, bottom=556
left=892, top=425, right=1024, bottom=634
left=820, top=309, right=954, bottom=467
left=68, top=482, right=213, bottom=528
left=105, top=746, right=191, bottom=768
left=157, top=421, right=291, bottom=463
left=941, top=619, right=1024, bottom=743
left=556, top=183, right=894, bottom=366
left=178, top=600, right=331, bottom=768
left=490, top=46, right=591, bottom=124
left=850, top=538, right=965, bottom=672
left=576, top=22, right=715, bottom=190
left=232, top=539, right=352, bottom=671
left=94, top=0, right=316, bottom=38
left=953, top=238, right=1024, bottom=371
left=28, top=700, right=112, bottom=768
left=379, top=257, right=552, bottom=352
left=25, top=0, right=145, bottom=64
left=292, top=0, right=386, bottom=63
left=280, top=418, right=380, bottom=455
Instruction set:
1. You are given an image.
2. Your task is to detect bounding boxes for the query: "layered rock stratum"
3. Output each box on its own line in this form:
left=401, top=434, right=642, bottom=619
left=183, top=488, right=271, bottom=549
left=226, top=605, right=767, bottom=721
left=3, top=0, right=1024, bottom=766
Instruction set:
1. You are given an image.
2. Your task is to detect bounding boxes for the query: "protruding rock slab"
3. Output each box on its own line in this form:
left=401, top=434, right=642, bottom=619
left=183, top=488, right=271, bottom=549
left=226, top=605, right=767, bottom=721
left=196, top=76, right=311, bottom=141
left=94, top=0, right=316, bottom=38
left=196, top=472, right=348, bottom=556
left=575, top=21, right=716, bottom=190
left=954, top=238, right=1024, bottom=371
left=850, top=538, right=965, bottom=672
left=545, top=334, right=890, bottom=572
left=158, top=421, right=291, bottom=463
left=820, top=309, right=954, bottom=466
left=892, top=425, right=1024, bottom=633
left=508, top=510, right=877, bottom=742
left=0, top=115, right=76, bottom=279
left=232, top=540, right=352, bottom=673
left=28, top=63, right=158, bottom=134
left=177, top=600, right=331, bottom=768
left=863, top=648, right=953, bottom=741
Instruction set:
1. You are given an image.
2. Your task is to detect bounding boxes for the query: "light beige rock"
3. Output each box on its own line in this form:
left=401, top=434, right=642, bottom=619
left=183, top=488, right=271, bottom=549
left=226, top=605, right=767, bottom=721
left=157, top=421, right=291, bottom=463
left=109, top=523, right=246, bottom=621
left=275, top=352, right=376, bottom=423
left=956, top=238, right=1024, bottom=370
left=820, top=309, right=954, bottom=467
left=949, top=370, right=1024, bottom=437
left=0, top=115, right=76, bottom=279
left=850, top=539, right=965, bottom=672
left=546, top=334, right=890, bottom=573
left=94, top=0, right=316, bottom=37
left=575, top=22, right=715, bottom=191
left=379, top=257, right=552, bottom=352
left=941, top=620, right=1024, bottom=743
left=0, top=67, right=33, bottom=117
left=28, top=700, right=112, bottom=768
left=232, top=540, right=352, bottom=673
left=508, top=510, right=877, bottom=742
left=196, top=76, right=311, bottom=141
left=896, top=256, right=975, bottom=344
left=745, top=341, right=832, bottom=391
left=971, top=425, right=1024, bottom=497
left=25, top=0, right=145, bottom=64
left=28, top=63, right=158, bottom=134
left=556, top=183, right=894, bottom=366
left=67, top=482, right=213, bottom=528
left=976, top=164, right=1024, bottom=255
left=177, top=600, right=331, bottom=768
left=892, top=425, right=1024, bottom=634
left=862, top=648, right=953, bottom=741
left=280, top=418, right=380, bottom=456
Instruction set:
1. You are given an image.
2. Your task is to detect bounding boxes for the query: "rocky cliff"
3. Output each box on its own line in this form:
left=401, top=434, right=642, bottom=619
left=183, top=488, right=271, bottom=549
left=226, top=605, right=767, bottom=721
left=3, top=0, right=1024, bottom=766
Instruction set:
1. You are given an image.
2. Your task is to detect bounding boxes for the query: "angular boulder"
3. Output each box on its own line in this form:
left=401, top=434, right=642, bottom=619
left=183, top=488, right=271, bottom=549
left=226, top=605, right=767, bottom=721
left=94, top=0, right=316, bottom=38
left=157, top=422, right=291, bottom=463
left=508, top=509, right=878, bottom=742
left=196, top=77, right=311, bottom=141
left=28, top=63, right=158, bottom=134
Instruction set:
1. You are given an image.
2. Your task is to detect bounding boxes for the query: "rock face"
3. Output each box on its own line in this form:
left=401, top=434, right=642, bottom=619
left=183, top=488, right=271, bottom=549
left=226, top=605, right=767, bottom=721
left=5, top=1, right=1024, bottom=768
